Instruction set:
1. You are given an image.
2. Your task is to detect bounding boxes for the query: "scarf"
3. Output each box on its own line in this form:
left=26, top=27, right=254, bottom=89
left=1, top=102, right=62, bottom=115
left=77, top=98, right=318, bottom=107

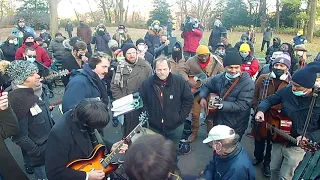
left=113, top=59, right=137, bottom=88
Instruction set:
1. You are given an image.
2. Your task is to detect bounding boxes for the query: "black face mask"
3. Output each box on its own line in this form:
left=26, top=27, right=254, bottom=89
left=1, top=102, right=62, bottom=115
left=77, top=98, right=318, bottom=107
left=78, top=54, right=83, bottom=59
left=272, top=68, right=285, bottom=78
left=172, top=50, right=182, bottom=61
left=25, top=42, right=34, bottom=47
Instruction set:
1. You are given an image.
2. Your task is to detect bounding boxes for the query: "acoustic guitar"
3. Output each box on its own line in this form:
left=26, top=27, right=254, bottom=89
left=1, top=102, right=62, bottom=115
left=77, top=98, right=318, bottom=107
left=188, top=73, right=207, bottom=94
left=267, top=109, right=320, bottom=152
left=41, top=69, right=70, bottom=81
left=66, top=111, right=148, bottom=174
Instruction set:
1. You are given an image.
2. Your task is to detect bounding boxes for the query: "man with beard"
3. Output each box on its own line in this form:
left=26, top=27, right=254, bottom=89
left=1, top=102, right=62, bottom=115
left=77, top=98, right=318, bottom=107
left=11, top=18, right=36, bottom=47
left=111, top=43, right=152, bottom=136
left=62, top=51, right=111, bottom=113
left=251, top=55, right=291, bottom=177
left=15, top=33, right=51, bottom=67
left=4, top=60, right=55, bottom=179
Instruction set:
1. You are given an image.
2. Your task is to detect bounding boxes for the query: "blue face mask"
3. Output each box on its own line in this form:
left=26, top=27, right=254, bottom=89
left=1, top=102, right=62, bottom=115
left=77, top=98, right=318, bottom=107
left=13, top=41, right=18, bottom=45
left=225, top=72, right=240, bottom=79
left=292, top=89, right=307, bottom=96
left=193, top=23, right=199, bottom=28
left=26, top=57, right=36, bottom=63
left=154, top=25, right=160, bottom=30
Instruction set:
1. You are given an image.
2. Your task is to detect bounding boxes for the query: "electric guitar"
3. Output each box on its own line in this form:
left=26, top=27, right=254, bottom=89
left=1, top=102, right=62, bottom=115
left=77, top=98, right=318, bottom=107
left=42, top=69, right=70, bottom=81
left=66, top=111, right=148, bottom=174
left=268, top=109, right=320, bottom=152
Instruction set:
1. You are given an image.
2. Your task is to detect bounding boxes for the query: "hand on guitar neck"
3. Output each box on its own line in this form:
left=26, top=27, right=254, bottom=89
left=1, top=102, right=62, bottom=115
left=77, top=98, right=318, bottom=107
left=111, top=140, right=128, bottom=154
left=255, top=111, right=265, bottom=122
left=296, top=136, right=310, bottom=150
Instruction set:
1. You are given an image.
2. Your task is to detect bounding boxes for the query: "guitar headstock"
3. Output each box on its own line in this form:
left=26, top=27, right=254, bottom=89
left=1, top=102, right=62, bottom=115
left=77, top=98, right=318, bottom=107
left=58, top=69, right=70, bottom=77
left=138, top=111, right=148, bottom=125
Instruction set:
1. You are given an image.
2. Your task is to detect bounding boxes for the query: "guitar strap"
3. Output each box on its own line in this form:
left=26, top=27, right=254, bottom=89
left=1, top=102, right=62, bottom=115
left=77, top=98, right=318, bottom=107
left=94, top=129, right=105, bottom=145
left=221, top=75, right=241, bottom=100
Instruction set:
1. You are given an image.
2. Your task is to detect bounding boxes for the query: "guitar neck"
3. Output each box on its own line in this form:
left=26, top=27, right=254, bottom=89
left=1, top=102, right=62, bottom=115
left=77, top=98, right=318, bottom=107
left=267, top=124, right=298, bottom=145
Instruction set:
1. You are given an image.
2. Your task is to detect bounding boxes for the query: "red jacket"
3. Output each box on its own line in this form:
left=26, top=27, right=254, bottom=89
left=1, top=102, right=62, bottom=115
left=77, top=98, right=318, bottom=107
left=182, top=29, right=203, bottom=52
left=15, top=43, right=51, bottom=67
left=241, top=59, right=259, bottom=77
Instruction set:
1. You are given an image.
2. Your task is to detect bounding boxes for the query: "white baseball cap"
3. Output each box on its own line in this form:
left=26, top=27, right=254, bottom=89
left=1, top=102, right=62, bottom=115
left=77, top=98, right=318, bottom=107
left=203, top=125, right=235, bottom=144
left=270, top=51, right=283, bottom=61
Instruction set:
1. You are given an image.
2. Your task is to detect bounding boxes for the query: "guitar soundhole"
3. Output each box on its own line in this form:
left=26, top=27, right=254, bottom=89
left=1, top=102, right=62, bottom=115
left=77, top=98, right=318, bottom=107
left=76, top=162, right=93, bottom=171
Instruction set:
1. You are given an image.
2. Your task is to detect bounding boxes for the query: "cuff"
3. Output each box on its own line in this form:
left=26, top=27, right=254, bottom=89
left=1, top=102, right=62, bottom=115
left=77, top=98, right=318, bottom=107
left=85, top=172, right=89, bottom=180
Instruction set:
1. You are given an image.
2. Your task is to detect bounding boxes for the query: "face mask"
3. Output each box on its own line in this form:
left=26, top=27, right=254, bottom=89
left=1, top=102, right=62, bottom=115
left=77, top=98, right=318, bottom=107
left=270, top=68, right=288, bottom=80
left=26, top=57, right=36, bottom=63
left=215, top=50, right=225, bottom=57
left=297, top=51, right=304, bottom=57
left=193, top=23, right=199, bottom=28
left=25, top=42, right=34, bottom=47
left=225, top=72, right=240, bottom=79
left=292, top=89, right=307, bottom=96
left=13, top=41, right=18, bottom=45
left=297, top=33, right=301, bottom=36
left=18, top=23, right=25, bottom=27
left=172, top=50, right=182, bottom=61
left=240, top=52, right=249, bottom=58
left=137, top=45, right=145, bottom=51
left=117, top=57, right=125, bottom=61
left=119, top=30, right=124, bottom=33
left=154, top=25, right=160, bottom=30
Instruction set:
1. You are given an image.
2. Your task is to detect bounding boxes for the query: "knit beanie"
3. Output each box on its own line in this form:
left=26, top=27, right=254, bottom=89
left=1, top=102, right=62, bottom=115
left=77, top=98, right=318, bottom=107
left=108, top=39, right=119, bottom=49
left=5, top=60, right=38, bottom=85
left=239, top=43, right=250, bottom=52
left=292, top=62, right=320, bottom=88
left=196, top=45, right=210, bottom=55
left=223, top=51, right=243, bottom=67
left=136, top=38, right=145, bottom=46
left=69, top=37, right=81, bottom=47
left=23, top=32, right=34, bottom=42
left=7, top=34, right=17, bottom=41
left=272, top=54, right=291, bottom=69
left=121, top=43, right=136, bottom=55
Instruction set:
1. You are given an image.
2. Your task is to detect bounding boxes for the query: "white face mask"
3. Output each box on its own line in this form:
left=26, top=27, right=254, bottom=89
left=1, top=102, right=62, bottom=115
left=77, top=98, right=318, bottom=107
left=297, top=51, right=304, bottom=57
left=119, top=29, right=124, bottom=33
left=240, top=52, right=249, bottom=58
left=137, top=44, right=145, bottom=51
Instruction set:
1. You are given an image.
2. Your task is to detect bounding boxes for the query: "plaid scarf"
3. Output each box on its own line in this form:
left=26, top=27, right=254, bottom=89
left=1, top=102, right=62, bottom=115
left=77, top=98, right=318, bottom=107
left=113, top=60, right=136, bottom=88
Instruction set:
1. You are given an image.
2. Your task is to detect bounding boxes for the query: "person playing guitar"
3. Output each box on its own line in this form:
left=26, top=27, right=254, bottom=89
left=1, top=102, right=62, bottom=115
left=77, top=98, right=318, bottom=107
left=255, top=62, right=320, bottom=180
left=45, top=98, right=128, bottom=180
left=251, top=55, right=291, bottom=177
left=181, top=45, right=224, bottom=143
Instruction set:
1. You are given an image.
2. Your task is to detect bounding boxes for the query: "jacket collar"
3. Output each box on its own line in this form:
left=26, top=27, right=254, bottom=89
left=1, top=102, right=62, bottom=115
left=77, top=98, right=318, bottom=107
left=216, top=143, right=242, bottom=162
left=152, top=73, right=173, bottom=86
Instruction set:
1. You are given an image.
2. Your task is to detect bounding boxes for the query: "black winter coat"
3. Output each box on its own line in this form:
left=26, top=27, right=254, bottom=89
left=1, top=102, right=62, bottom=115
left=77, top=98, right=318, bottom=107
left=139, top=73, right=194, bottom=132
left=199, top=72, right=254, bottom=135
left=257, top=85, right=320, bottom=143
left=0, top=42, right=18, bottom=61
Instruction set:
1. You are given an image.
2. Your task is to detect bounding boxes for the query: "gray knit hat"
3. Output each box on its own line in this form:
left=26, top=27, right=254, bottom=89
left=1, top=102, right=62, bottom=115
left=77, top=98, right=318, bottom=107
left=6, top=60, right=38, bottom=85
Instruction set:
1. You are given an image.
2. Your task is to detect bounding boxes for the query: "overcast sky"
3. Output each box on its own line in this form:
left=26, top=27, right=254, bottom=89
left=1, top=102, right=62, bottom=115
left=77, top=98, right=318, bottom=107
left=58, top=0, right=278, bottom=18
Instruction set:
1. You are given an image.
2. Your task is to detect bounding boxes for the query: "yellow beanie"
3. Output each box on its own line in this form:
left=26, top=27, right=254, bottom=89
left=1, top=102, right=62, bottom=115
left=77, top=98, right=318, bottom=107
left=239, top=43, right=250, bottom=52
left=298, top=30, right=303, bottom=35
left=196, top=45, right=210, bottom=55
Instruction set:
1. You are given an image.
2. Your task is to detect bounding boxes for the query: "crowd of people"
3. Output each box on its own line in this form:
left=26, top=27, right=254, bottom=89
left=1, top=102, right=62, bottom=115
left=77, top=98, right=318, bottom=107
left=0, top=16, right=319, bottom=180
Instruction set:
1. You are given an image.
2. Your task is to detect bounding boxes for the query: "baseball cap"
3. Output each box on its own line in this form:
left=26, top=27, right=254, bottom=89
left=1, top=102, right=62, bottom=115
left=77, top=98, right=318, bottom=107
left=203, top=125, right=235, bottom=143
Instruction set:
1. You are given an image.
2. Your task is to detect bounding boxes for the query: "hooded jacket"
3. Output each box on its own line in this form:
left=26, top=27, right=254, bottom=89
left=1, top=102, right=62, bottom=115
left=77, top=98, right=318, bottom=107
left=15, top=43, right=51, bottom=67
left=48, top=37, right=66, bottom=60
left=168, top=41, right=188, bottom=77
left=265, top=37, right=281, bottom=63
left=91, top=25, right=111, bottom=55
left=240, top=55, right=259, bottom=77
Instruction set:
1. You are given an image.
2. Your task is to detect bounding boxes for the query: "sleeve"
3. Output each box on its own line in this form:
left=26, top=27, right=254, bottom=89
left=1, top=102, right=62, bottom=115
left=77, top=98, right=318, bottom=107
left=62, top=79, right=87, bottom=113
left=144, top=32, right=152, bottom=48
left=221, top=80, right=254, bottom=113
left=247, top=60, right=259, bottom=76
left=200, top=156, right=216, bottom=180
left=15, top=47, right=23, bottom=60
left=1, top=44, right=16, bottom=57
left=177, top=60, right=189, bottom=81
left=154, top=44, right=166, bottom=55
left=179, top=79, right=194, bottom=120
left=48, top=42, right=54, bottom=59
left=41, top=50, right=52, bottom=67
left=0, top=107, right=19, bottom=139
left=91, top=35, right=96, bottom=44
left=256, top=88, right=285, bottom=113
left=104, top=33, right=111, bottom=42
left=12, top=116, right=43, bottom=157
left=199, top=76, right=219, bottom=100
left=45, top=131, right=87, bottom=180
left=252, top=76, right=263, bottom=109
left=193, top=28, right=203, bottom=37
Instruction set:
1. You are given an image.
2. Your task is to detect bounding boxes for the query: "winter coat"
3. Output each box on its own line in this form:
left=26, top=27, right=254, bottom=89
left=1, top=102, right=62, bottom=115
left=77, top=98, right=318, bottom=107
left=8, top=87, right=54, bottom=166
left=91, top=32, right=111, bottom=55
left=201, top=144, right=256, bottom=180
left=234, top=34, right=255, bottom=55
left=265, top=37, right=281, bottom=63
left=168, top=57, right=188, bottom=77
left=144, top=29, right=163, bottom=55
left=208, top=27, right=222, bottom=49
left=241, top=56, right=259, bottom=77
left=48, top=37, right=66, bottom=60
left=139, top=73, right=193, bottom=132
left=77, top=24, right=92, bottom=44
left=62, top=63, right=108, bottom=113
left=0, top=107, right=29, bottom=180
left=65, top=23, right=73, bottom=32
left=257, top=85, right=320, bottom=143
left=111, top=58, right=153, bottom=99
left=15, top=43, right=51, bottom=67
left=293, top=36, right=306, bottom=46
left=40, top=32, right=52, bottom=45
left=45, top=110, right=113, bottom=180
left=182, top=28, right=203, bottom=52
left=263, top=30, right=273, bottom=41
left=0, top=42, right=18, bottom=61
left=112, top=32, right=133, bottom=48
left=199, top=72, right=254, bottom=135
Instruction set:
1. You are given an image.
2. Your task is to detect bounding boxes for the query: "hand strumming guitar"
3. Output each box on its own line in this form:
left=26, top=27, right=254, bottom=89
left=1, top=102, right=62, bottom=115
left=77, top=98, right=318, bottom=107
left=255, top=111, right=265, bottom=122
left=88, top=170, right=105, bottom=180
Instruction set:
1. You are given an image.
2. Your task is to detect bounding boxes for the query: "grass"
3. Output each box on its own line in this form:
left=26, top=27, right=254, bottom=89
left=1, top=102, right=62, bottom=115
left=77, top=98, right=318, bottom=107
left=1, top=26, right=319, bottom=60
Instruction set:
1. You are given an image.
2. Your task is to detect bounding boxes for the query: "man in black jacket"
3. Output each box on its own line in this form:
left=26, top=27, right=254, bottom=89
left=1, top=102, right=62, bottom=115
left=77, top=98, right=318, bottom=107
left=255, top=62, right=320, bottom=180
left=139, top=57, right=193, bottom=154
left=46, top=98, right=127, bottom=180
left=199, top=50, right=254, bottom=140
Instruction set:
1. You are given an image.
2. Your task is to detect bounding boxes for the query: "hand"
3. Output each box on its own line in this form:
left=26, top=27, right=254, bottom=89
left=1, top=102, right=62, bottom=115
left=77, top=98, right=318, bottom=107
left=0, top=92, right=9, bottom=110
left=81, top=55, right=88, bottom=62
left=111, top=140, right=128, bottom=154
left=49, top=105, right=55, bottom=111
left=88, top=170, right=105, bottom=180
left=296, top=136, right=309, bottom=145
left=164, top=40, right=170, bottom=46
left=200, top=98, right=207, bottom=108
left=255, top=111, right=265, bottom=122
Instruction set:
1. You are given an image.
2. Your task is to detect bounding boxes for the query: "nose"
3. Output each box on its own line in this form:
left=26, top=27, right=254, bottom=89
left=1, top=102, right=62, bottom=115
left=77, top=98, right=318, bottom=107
left=35, top=73, right=40, bottom=79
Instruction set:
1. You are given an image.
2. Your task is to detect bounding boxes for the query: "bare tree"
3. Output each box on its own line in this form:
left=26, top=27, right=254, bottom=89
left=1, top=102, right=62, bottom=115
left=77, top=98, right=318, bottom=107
left=259, top=0, right=267, bottom=32
left=307, top=0, right=317, bottom=42
left=86, top=0, right=97, bottom=22
left=124, top=0, right=129, bottom=23
left=69, top=0, right=80, bottom=21
left=195, top=0, right=212, bottom=23
left=49, top=0, right=61, bottom=37
left=275, top=0, right=280, bottom=30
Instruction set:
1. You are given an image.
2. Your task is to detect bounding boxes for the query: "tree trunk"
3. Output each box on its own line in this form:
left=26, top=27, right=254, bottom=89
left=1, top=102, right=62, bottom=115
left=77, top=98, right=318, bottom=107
left=118, top=0, right=124, bottom=24
left=276, top=0, right=280, bottom=30
left=0, top=0, right=4, bottom=22
left=49, top=0, right=59, bottom=37
left=259, top=0, right=267, bottom=32
left=293, top=7, right=298, bottom=29
left=307, top=0, right=317, bottom=42
left=124, top=0, right=129, bottom=23
left=100, top=0, right=108, bottom=23
left=86, top=0, right=97, bottom=23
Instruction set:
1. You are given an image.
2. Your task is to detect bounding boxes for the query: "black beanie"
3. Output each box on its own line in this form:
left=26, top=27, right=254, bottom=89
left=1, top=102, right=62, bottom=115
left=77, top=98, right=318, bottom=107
left=23, top=32, right=34, bottom=42
left=122, top=43, right=137, bottom=55
left=292, top=62, right=320, bottom=88
left=136, top=38, right=145, bottom=46
left=223, top=50, right=243, bottom=67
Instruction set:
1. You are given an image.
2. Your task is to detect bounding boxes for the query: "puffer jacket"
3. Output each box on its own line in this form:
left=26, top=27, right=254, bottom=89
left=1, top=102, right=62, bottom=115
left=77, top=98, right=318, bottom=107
left=91, top=31, right=111, bottom=55
left=199, top=72, right=254, bottom=135
left=48, top=37, right=66, bottom=60
left=241, top=56, right=259, bottom=77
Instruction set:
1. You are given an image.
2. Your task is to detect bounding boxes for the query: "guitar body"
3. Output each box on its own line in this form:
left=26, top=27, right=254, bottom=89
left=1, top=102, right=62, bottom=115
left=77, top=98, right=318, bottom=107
left=269, top=109, right=292, bottom=143
left=208, top=93, right=219, bottom=115
left=188, top=73, right=207, bottom=94
left=252, top=111, right=272, bottom=140
left=67, top=144, right=119, bottom=174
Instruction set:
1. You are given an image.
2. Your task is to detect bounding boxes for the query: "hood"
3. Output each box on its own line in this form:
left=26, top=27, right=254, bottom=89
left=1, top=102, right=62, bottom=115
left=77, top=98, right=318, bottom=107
left=273, top=37, right=281, bottom=47
left=171, top=41, right=183, bottom=61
